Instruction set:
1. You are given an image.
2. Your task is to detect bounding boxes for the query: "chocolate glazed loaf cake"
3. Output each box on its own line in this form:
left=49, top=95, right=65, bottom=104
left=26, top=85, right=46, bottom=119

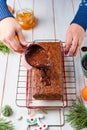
left=31, top=42, right=63, bottom=100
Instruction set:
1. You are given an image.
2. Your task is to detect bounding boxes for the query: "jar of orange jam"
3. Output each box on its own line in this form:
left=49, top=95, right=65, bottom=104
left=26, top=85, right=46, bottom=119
left=16, top=9, right=37, bottom=30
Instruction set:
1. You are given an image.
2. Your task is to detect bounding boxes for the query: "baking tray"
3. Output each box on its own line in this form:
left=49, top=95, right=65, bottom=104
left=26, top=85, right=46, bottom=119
left=26, top=40, right=66, bottom=109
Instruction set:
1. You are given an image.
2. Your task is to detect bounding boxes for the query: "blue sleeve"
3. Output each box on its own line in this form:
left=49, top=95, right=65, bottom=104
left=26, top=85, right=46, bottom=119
left=0, top=0, right=13, bottom=21
left=71, top=0, right=87, bottom=31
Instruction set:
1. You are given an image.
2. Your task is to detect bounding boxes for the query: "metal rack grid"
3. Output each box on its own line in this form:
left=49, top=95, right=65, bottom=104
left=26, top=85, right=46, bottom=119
left=16, top=55, right=76, bottom=108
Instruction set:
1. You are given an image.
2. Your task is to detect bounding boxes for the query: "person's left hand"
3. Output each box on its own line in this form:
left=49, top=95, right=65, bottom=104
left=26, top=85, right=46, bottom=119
left=0, top=17, right=27, bottom=53
left=64, top=23, right=85, bottom=56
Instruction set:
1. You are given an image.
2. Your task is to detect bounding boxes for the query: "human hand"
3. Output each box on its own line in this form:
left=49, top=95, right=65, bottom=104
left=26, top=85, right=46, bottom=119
left=64, top=23, right=85, bottom=56
left=0, top=17, right=27, bottom=53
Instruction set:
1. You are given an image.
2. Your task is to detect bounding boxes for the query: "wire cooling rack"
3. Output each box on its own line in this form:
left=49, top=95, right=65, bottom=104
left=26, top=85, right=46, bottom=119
left=16, top=54, right=76, bottom=108
left=16, top=52, right=76, bottom=127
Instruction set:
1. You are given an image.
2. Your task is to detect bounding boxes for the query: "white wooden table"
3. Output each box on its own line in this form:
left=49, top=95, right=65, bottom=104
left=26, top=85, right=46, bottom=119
left=0, top=0, right=87, bottom=130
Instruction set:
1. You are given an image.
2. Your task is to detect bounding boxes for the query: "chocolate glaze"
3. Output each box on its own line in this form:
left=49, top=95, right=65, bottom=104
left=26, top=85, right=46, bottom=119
left=81, top=47, right=87, bottom=52
left=40, top=68, right=51, bottom=86
left=83, top=58, right=87, bottom=70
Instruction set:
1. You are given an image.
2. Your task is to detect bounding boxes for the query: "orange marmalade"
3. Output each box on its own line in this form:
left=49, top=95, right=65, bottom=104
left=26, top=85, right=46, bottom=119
left=16, top=9, right=37, bottom=30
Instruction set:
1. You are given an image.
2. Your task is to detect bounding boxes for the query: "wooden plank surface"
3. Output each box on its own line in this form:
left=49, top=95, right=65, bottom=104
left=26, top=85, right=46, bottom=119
left=0, top=54, right=9, bottom=114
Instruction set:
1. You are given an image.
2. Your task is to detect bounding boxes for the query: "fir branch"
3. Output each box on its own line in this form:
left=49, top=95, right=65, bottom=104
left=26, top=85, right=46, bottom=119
left=0, top=41, right=12, bottom=54
left=66, top=97, right=87, bottom=130
left=0, top=118, right=14, bottom=130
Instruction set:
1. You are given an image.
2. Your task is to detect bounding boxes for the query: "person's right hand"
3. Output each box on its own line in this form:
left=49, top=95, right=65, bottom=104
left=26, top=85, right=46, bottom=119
left=0, top=17, right=27, bottom=53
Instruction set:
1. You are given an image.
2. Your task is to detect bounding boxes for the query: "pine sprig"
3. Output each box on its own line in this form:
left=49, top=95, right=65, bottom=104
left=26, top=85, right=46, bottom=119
left=0, top=41, right=12, bottom=54
left=66, top=98, right=87, bottom=130
left=0, top=118, right=14, bottom=130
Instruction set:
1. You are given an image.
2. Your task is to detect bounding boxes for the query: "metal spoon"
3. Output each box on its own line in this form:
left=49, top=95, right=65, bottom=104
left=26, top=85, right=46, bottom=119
left=25, top=44, right=51, bottom=85
left=81, top=46, right=87, bottom=52
left=25, top=44, right=50, bottom=69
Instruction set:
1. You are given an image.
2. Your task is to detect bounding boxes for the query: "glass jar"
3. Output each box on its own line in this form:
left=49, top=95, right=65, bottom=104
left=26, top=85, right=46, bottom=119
left=16, top=9, right=37, bottom=30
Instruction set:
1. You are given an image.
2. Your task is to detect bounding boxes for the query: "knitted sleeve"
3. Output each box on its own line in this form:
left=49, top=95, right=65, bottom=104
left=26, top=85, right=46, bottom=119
left=71, top=0, right=87, bottom=31
left=0, top=0, right=13, bottom=21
